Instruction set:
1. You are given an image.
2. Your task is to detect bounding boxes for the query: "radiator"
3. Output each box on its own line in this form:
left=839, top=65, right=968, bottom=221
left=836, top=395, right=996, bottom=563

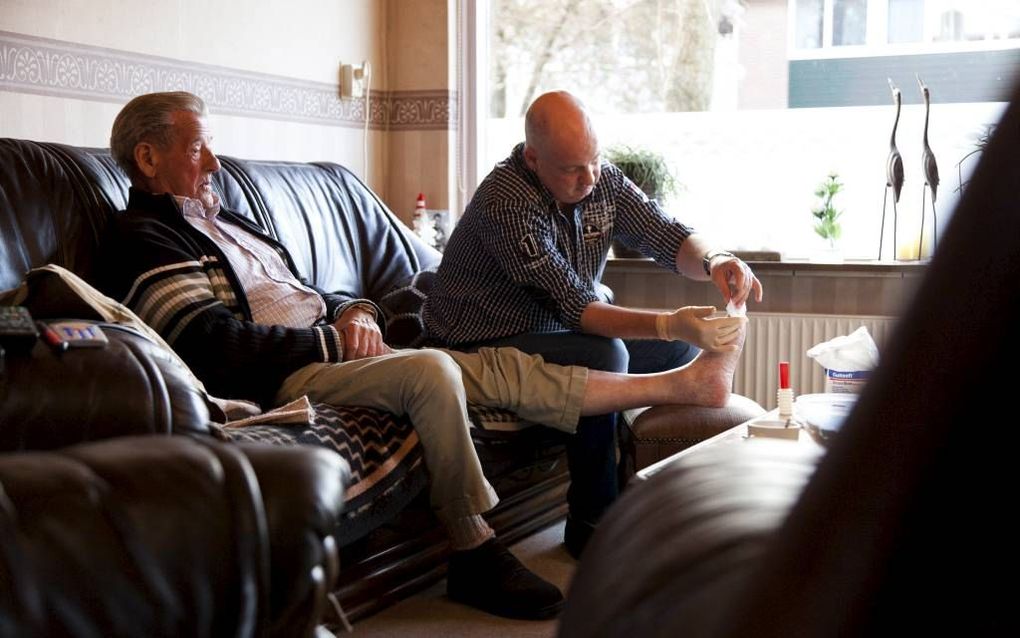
left=733, top=313, right=898, bottom=409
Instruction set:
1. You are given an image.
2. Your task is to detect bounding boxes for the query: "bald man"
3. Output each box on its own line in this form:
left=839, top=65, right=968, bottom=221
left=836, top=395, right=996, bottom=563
left=423, top=91, right=763, bottom=558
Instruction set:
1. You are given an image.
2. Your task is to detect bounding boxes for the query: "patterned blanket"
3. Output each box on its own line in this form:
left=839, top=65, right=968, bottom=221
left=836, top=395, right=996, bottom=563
left=214, top=403, right=428, bottom=545
left=214, top=401, right=538, bottom=545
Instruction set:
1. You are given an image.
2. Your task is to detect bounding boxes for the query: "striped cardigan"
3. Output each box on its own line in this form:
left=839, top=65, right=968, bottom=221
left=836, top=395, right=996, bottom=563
left=101, top=188, right=380, bottom=406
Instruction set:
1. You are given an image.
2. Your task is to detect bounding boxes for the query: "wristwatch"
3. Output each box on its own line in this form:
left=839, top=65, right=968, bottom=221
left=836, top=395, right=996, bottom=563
left=702, top=249, right=735, bottom=276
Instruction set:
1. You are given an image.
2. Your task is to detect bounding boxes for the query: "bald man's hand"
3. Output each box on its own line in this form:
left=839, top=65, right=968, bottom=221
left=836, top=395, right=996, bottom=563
left=709, top=256, right=763, bottom=309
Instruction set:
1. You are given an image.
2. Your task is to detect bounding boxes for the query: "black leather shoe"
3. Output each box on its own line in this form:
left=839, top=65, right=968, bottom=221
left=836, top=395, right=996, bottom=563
left=447, top=538, right=564, bottom=620
left=564, top=516, right=597, bottom=560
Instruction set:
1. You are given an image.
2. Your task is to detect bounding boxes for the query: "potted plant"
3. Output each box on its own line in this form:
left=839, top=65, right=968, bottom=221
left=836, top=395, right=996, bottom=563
left=956, top=123, right=995, bottom=195
left=812, top=172, right=844, bottom=259
left=605, top=145, right=678, bottom=257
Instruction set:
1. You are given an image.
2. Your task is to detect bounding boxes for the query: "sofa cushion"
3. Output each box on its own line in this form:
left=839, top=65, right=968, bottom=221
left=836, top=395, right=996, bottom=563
left=0, top=140, right=110, bottom=289
left=216, top=157, right=442, bottom=302
left=377, top=269, right=437, bottom=348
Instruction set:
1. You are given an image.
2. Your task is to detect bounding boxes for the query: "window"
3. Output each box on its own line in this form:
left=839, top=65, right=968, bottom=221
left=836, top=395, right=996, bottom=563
left=472, top=0, right=1018, bottom=259
left=796, top=0, right=824, bottom=48
left=833, top=0, right=867, bottom=46
left=788, top=0, right=1020, bottom=54
left=888, top=0, right=924, bottom=43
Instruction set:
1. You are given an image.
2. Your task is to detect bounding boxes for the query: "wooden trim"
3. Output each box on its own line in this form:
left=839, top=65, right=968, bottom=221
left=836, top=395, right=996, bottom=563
left=607, top=256, right=928, bottom=275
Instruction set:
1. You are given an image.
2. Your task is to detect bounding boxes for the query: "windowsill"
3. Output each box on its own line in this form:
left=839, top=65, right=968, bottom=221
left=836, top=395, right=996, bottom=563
left=604, top=256, right=926, bottom=316
left=607, top=256, right=928, bottom=275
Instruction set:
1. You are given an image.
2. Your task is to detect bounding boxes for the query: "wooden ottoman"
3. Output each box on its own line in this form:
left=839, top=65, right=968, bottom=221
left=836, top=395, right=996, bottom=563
left=618, top=394, right=766, bottom=481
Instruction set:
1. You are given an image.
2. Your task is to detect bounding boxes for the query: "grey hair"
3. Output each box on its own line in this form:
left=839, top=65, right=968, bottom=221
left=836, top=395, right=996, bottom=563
left=110, top=91, right=208, bottom=182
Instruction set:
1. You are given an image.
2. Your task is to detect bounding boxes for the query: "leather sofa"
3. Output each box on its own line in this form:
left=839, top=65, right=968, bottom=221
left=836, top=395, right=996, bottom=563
left=1, top=262, right=350, bottom=635
left=560, top=83, right=1020, bottom=636
left=0, top=137, right=571, bottom=622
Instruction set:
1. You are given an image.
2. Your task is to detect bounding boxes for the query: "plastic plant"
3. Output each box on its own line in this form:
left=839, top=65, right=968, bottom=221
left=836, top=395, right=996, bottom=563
left=812, top=172, right=844, bottom=247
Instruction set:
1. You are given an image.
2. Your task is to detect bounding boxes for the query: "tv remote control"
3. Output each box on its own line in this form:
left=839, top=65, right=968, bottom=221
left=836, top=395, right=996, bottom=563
left=0, top=306, right=39, bottom=354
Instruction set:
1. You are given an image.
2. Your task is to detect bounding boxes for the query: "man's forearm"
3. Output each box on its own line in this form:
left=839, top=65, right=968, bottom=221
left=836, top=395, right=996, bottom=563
left=579, top=301, right=745, bottom=352
left=578, top=301, right=662, bottom=338
left=676, top=233, right=763, bottom=307
left=675, top=233, right=714, bottom=281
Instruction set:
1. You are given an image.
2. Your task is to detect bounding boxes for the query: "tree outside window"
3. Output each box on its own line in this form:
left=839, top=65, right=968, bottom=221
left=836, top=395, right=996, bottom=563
left=490, top=0, right=739, bottom=117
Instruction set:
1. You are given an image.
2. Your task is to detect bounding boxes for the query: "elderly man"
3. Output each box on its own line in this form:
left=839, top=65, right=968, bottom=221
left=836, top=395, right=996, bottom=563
left=99, top=91, right=746, bottom=621
left=423, top=90, right=762, bottom=557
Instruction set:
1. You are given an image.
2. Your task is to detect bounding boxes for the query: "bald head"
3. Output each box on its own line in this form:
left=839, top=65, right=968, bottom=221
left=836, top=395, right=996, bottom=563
left=525, top=91, right=596, bottom=155
left=523, top=91, right=602, bottom=206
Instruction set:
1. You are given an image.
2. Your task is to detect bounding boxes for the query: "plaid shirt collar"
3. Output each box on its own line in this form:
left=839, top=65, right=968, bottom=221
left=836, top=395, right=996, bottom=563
left=175, top=193, right=223, bottom=221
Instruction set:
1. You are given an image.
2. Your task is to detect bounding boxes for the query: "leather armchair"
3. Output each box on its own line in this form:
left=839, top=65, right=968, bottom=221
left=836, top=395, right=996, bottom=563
left=0, top=435, right=349, bottom=638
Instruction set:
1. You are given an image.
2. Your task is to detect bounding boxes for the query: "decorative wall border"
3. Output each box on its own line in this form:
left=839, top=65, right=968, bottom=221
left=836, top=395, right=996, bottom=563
left=0, top=30, right=455, bottom=131
left=385, top=90, right=457, bottom=131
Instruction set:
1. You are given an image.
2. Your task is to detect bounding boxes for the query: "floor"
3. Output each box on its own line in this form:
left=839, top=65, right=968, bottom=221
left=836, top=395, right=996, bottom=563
left=347, top=519, right=575, bottom=637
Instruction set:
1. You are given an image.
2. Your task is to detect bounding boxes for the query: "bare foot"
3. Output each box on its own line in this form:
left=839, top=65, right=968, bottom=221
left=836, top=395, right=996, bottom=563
left=665, top=326, right=746, bottom=407
left=578, top=327, right=748, bottom=416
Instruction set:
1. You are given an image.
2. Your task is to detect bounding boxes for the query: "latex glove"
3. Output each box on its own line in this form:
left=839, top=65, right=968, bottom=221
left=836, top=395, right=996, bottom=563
left=663, top=306, right=746, bottom=352
left=333, top=307, right=393, bottom=360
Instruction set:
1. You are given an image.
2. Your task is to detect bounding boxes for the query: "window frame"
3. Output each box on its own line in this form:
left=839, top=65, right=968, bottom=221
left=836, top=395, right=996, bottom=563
left=460, top=0, right=1014, bottom=259
left=787, top=0, right=1020, bottom=60
left=459, top=0, right=490, bottom=208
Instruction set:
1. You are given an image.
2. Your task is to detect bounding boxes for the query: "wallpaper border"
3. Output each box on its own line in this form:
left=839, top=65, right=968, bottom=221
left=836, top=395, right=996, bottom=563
left=0, top=30, right=455, bottom=131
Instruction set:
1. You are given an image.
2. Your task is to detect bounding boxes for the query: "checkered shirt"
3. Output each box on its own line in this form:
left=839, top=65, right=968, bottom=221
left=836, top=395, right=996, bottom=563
left=423, top=143, right=694, bottom=345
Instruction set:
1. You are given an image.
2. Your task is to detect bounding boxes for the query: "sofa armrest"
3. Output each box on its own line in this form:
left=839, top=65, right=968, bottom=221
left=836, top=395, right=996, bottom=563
left=236, top=442, right=350, bottom=638
left=0, top=435, right=349, bottom=638
left=561, top=439, right=823, bottom=638
left=0, top=323, right=210, bottom=451
left=0, top=436, right=270, bottom=637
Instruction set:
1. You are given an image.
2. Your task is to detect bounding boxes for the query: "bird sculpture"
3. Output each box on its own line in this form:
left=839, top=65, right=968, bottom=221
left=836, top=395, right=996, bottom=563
left=917, top=75, right=940, bottom=258
left=879, top=78, right=905, bottom=260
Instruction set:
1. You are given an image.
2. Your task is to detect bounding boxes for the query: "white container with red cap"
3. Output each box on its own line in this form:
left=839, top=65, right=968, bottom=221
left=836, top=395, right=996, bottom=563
left=777, top=360, right=794, bottom=419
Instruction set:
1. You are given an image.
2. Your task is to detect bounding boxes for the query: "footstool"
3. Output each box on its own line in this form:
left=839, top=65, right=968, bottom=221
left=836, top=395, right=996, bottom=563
left=618, top=394, right=765, bottom=482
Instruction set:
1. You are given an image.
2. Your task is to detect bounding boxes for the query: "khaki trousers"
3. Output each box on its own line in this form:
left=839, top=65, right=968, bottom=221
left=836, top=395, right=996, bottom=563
left=277, top=347, right=587, bottom=520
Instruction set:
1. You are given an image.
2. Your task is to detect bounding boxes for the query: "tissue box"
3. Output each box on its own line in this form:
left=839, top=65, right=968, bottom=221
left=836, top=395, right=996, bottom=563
left=824, top=369, right=870, bottom=394
left=808, top=326, right=879, bottom=395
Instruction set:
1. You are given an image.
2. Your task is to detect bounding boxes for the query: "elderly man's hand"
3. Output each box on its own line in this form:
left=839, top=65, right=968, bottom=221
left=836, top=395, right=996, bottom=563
left=333, top=307, right=392, bottom=360
left=709, top=256, right=763, bottom=309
